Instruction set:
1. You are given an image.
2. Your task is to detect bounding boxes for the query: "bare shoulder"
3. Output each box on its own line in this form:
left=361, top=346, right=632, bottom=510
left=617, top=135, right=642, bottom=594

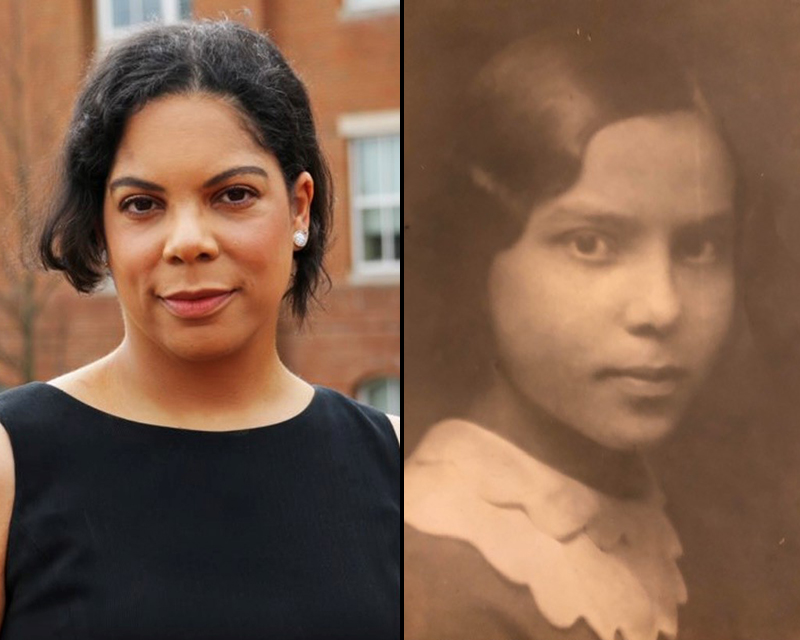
left=0, top=421, right=15, bottom=625
left=387, top=414, right=401, bottom=444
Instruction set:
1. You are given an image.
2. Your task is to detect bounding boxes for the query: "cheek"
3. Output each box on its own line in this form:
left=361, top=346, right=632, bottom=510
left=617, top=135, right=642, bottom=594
left=488, top=250, right=596, bottom=414
left=106, top=232, right=162, bottom=283
left=487, top=249, right=602, bottom=394
left=245, top=222, right=286, bottom=255
left=488, top=248, right=602, bottom=346
left=104, top=205, right=161, bottom=264
left=228, top=222, right=293, bottom=281
left=682, top=270, right=735, bottom=343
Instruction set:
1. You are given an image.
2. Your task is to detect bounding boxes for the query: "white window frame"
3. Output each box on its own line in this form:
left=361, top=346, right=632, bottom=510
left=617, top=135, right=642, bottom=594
left=340, top=0, right=400, bottom=20
left=357, top=377, right=401, bottom=417
left=96, top=0, right=190, bottom=44
left=339, top=110, right=401, bottom=284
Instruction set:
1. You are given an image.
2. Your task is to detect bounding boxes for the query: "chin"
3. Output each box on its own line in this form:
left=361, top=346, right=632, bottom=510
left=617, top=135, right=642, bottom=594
left=160, top=335, right=247, bottom=363
left=588, top=414, right=681, bottom=451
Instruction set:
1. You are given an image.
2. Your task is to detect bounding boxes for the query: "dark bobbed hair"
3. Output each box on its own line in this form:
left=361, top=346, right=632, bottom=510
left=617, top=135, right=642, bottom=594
left=456, top=28, right=743, bottom=264
left=39, top=20, right=332, bottom=320
left=426, top=28, right=747, bottom=406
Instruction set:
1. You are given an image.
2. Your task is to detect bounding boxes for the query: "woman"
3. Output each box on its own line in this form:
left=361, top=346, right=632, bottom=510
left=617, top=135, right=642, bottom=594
left=0, top=21, right=400, bottom=639
left=404, top=29, right=743, bottom=640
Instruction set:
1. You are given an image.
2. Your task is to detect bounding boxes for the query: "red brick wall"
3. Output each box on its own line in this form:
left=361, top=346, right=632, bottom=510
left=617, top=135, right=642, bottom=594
left=265, top=0, right=401, bottom=279
left=194, top=0, right=265, bottom=27
left=279, top=285, right=401, bottom=394
left=35, top=292, right=124, bottom=380
left=260, top=0, right=401, bottom=397
left=0, top=0, right=98, bottom=387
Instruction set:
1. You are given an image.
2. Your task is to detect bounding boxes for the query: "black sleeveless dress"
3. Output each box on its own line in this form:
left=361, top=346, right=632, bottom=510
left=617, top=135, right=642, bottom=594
left=0, top=382, right=400, bottom=640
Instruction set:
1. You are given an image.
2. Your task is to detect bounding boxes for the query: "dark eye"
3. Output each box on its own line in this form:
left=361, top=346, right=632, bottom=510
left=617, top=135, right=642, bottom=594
left=217, top=186, right=257, bottom=206
left=120, top=196, right=159, bottom=215
left=675, top=232, right=730, bottom=265
left=567, top=231, right=614, bottom=262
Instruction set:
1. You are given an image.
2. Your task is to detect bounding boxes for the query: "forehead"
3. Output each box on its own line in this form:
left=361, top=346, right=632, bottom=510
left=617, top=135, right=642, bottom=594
left=110, top=94, right=267, bottom=174
left=553, top=111, right=735, bottom=221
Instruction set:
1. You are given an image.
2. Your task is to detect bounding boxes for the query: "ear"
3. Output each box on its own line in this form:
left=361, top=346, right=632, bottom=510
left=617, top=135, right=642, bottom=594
left=291, top=171, right=314, bottom=234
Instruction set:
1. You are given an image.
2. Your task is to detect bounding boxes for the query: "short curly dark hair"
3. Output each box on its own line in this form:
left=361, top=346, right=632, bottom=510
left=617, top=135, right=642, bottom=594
left=39, top=20, right=333, bottom=320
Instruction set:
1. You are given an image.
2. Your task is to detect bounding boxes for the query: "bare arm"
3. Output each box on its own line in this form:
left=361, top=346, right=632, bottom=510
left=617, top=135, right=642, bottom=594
left=0, top=423, right=15, bottom=630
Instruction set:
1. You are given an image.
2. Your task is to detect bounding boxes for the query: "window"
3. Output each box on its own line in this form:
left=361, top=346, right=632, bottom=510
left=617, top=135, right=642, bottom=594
left=344, top=0, right=399, bottom=11
left=339, top=111, right=401, bottom=280
left=357, top=377, right=400, bottom=416
left=351, top=136, right=400, bottom=271
left=96, top=0, right=192, bottom=42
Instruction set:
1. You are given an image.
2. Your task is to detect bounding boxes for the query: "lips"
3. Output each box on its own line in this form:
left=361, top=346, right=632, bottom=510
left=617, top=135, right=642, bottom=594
left=596, top=365, right=689, bottom=398
left=159, top=289, right=237, bottom=319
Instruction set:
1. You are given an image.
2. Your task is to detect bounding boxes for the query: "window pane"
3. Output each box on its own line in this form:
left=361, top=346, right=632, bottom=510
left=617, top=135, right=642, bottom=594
left=387, top=379, right=400, bottom=415
left=112, top=0, right=132, bottom=27
left=347, top=0, right=399, bottom=9
left=351, top=133, right=400, bottom=270
left=143, top=0, right=162, bottom=21
left=363, top=207, right=384, bottom=234
left=386, top=136, right=400, bottom=194
left=368, top=383, right=388, bottom=410
left=358, top=378, right=400, bottom=415
left=391, top=207, right=400, bottom=260
left=363, top=209, right=383, bottom=261
left=356, top=138, right=382, bottom=196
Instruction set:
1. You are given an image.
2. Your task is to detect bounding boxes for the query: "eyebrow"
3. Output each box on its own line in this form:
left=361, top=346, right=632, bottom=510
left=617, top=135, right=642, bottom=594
left=108, top=177, right=165, bottom=193
left=544, top=205, right=734, bottom=232
left=202, top=166, right=268, bottom=188
left=542, top=207, right=642, bottom=233
left=672, top=213, right=736, bottom=242
left=108, top=165, right=269, bottom=193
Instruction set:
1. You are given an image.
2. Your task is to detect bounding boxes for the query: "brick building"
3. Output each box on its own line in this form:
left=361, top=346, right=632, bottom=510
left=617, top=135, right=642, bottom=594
left=0, top=0, right=400, bottom=415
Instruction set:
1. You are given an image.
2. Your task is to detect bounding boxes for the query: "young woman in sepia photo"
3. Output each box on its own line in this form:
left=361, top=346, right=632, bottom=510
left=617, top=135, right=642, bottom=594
left=404, top=30, right=749, bottom=640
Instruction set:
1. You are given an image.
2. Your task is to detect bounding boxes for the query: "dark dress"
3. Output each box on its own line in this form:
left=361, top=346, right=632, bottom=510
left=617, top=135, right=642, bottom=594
left=404, top=523, right=602, bottom=640
left=0, top=382, right=401, bottom=640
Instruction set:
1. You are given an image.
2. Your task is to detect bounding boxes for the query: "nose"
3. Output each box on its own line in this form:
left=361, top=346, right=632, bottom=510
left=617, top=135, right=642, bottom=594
left=162, top=205, right=220, bottom=264
left=623, top=250, right=682, bottom=336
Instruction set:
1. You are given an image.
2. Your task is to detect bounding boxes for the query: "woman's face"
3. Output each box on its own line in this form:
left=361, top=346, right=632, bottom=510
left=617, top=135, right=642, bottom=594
left=103, top=93, right=312, bottom=362
left=488, top=112, right=736, bottom=450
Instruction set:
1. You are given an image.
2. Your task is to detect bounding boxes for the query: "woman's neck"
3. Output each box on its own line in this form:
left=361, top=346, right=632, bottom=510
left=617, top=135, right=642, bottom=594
left=466, top=374, right=653, bottom=499
left=73, top=330, right=312, bottom=431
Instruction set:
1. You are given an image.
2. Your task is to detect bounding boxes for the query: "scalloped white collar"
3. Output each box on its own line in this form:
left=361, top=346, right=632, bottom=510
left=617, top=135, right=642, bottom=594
left=405, top=419, right=687, bottom=640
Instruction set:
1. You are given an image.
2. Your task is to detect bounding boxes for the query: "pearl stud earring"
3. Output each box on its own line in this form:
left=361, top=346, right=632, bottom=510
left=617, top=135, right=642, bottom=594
left=293, top=230, right=309, bottom=248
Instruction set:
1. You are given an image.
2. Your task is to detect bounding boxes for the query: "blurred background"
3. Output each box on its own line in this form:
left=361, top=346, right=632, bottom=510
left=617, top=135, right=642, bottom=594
left=0, top=0, right=400, bottom=416
left=406, top=1, right=800, bottom=638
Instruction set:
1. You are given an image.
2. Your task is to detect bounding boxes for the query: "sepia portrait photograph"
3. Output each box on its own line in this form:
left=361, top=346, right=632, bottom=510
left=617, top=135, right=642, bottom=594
left=405, top=1, right=800, bottom=639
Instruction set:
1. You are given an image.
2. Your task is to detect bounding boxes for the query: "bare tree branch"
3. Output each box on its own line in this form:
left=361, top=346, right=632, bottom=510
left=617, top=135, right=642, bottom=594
left=31, top=277, right=62, bottom=316
left=0, top=293, right=19, bottom=319
left=0, top=0, right=62, bottom=382
left=0, top=340, right=21, bottom=372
